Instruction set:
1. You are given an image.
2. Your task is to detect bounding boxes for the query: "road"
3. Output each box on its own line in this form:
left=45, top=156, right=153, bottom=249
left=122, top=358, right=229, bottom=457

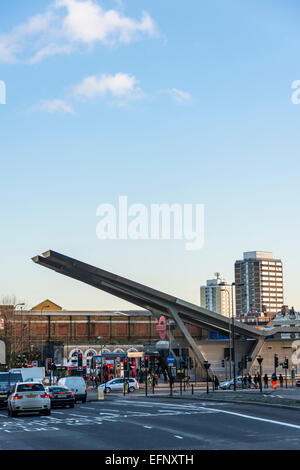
left=1, top=396, right=300, bottom=450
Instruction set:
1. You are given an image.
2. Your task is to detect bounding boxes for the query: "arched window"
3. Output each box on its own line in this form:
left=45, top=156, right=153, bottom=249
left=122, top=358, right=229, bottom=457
left=113, top=348, right=125, bottom=353
left=102, top=348, right=111, bottom=354
left=85, top=349, right=97, bottom=358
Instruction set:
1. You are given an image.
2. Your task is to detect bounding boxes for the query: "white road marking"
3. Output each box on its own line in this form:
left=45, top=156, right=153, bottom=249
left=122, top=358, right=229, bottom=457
left=174, top=435, right=183, bottom=439
left=144, top=426, right=152, bottom=429
left=69, top=414, right=89, bottom=418
left=199, top=405, right=300, bottom=430
left=51, top=411, right=64, bottom=414
left=79, top=407, right=95, bottom=410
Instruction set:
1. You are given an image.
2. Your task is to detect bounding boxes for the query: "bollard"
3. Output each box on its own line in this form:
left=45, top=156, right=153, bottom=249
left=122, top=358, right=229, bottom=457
left=98, top=385, right=104, bottom=401
left=191, top=384, right=194, bottom=395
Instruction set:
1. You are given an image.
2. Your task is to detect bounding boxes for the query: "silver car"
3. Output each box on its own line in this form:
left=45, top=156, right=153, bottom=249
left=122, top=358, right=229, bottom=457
left=8, top=382, right=51, bottom=417
left=219, top=376, right=246, bottom=390
left=100, top=378, right=139, bottom=393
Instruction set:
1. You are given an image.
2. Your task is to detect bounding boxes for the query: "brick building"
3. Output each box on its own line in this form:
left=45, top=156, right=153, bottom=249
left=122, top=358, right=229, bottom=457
left=4, top=300, right=202, bottom=366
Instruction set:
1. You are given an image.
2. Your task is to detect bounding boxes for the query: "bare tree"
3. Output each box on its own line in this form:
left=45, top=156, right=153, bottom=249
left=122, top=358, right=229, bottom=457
left=0, top=296, right=29, bottom=367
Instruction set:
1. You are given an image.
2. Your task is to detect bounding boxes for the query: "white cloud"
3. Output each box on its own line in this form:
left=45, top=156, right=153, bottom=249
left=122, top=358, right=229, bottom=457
left=160, top=88, right=192, bottom=104
left=0, top=0, right=158, bottom=63
left=73, top=73, right=144, bottom=104
left=56, top=0, right=156, bottom=44
left=31, top=99, right=76, bottom=114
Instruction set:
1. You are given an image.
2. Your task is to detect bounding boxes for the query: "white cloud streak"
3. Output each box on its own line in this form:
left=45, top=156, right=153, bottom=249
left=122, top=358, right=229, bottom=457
left=160, top=88, right=192, bottom=104
left=31, top=99, right=76, bottom=115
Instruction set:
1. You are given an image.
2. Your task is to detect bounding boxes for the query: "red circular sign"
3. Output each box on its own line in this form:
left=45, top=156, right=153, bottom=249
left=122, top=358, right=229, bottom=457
left=156, top=316, right=167, bottom=339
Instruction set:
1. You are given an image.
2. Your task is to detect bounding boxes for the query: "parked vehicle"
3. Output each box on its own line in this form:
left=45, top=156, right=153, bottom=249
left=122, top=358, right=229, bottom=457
left=0, top=372, right=23, bottom=408
left=7, top=382, right=51, bottom=417
left=46, top=385, right=75, bottom=408
left=100, top=377, right=139, bottom=393
left=219, top=376, right=253, bottom=390
left=9, top=367, right=45, bottom=382
left=295, top=379, right=300, bottom=387
left=58, top=376, right=87, bottom=403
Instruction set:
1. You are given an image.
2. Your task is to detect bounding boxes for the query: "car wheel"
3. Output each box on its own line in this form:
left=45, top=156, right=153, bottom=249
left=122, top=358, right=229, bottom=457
left=129, top=387, right=135, bottom=393
left=105, top=387, right=112, bottom=393
left=229, top=385, right=234, bottom=390
left=11, top=410, right=18, bottom=418
left=41, top=410, right=51, bottom=416
left=82, top=398, right=86, bottom=404
left=70, top=403, right=75, bottom=408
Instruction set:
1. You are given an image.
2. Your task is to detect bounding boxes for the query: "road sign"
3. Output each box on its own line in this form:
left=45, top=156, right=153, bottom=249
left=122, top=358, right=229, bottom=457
left=32, top=361, right=38, bottom=367
left=116, top=362, right=121, bottom=368
left=156, top=316, right=167, bottom=340
left=167, top=355, right=175, bottom=365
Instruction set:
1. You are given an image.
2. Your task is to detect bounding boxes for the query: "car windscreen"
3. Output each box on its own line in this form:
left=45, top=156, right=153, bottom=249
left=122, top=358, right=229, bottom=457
left=17, top=384, right=45, bottom=392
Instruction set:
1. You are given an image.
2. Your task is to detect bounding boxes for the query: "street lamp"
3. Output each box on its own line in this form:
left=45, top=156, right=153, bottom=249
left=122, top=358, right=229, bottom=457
left=97, top=336, right=107, bottom=392
left=13, top=303, right=25, bottom=366
left=231, top=282, right=244, bottom=392
left=257, top=356, right=263, bottom=393
left=40, top=305, right=50, bottom=365
left=220, top=287, right=233, bottom=379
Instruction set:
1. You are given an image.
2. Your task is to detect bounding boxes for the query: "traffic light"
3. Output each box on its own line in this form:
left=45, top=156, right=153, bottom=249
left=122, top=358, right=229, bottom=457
left=123, top=359, right=128, bottom=371
left=144, top=355, right=149, bottom=369
left=283, top=358, right=289, bottom=369
left=77, top=353, right=83, bottom=368
left=189, top=358, right=194, bottom=369
left=221, top=359, right=225, bottom=367
left=46, top=358, right=52, bottom=372
left=274, top=354, right=279, bottom=369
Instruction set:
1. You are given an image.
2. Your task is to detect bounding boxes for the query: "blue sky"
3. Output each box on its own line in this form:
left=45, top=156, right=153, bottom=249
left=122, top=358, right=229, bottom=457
left=1, top=0, right=300, bottom=310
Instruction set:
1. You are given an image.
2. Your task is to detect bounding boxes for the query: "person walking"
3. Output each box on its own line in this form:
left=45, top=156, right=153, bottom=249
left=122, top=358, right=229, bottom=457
left=271, top=372, right=278, bottom=390
left=279, top=374, right=284, bottom=388
left=253, top=375, right=258, bottom=389
left=263, top=374, right=269, bottom=389
left=214, top=375, right=219, bottom=391
left=248, top=374, right=252, bottom=389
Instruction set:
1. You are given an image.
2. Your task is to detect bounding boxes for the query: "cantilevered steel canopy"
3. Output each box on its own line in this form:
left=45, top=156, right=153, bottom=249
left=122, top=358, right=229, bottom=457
left=32, top=250, right=269, bottom=376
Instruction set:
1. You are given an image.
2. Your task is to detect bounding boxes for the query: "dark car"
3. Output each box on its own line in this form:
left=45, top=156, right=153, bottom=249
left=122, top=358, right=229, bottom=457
left=296, top=379, right=300, bottom=387
left=0, top=372, right=23, bottom=407
left=46, top=386, right=75, bottom=408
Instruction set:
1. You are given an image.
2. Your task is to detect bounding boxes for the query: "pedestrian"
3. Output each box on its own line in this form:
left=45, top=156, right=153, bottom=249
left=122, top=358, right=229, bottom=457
left=263, top=374, right=269, bottom=389
left=254, top=375, right=258, bottom=388
left=214, top=375, right=219, bottom=390
left=271, top=372, right=277, bottom=390
left=279, top=374, right=284, bottom=388
left=248, top=374, right=252, bottom=388
left=257, top=374, right=262, bottom=390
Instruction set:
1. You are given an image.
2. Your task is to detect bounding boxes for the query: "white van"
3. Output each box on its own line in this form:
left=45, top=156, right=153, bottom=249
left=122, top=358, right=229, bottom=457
left=58, top=377, right=87, bottom=403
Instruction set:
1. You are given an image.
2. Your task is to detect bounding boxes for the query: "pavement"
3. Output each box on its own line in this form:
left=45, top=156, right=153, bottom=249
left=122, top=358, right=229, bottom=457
left=86, top=384, right=300, bottom=410
left=2, top=395, right=300, bottom=450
